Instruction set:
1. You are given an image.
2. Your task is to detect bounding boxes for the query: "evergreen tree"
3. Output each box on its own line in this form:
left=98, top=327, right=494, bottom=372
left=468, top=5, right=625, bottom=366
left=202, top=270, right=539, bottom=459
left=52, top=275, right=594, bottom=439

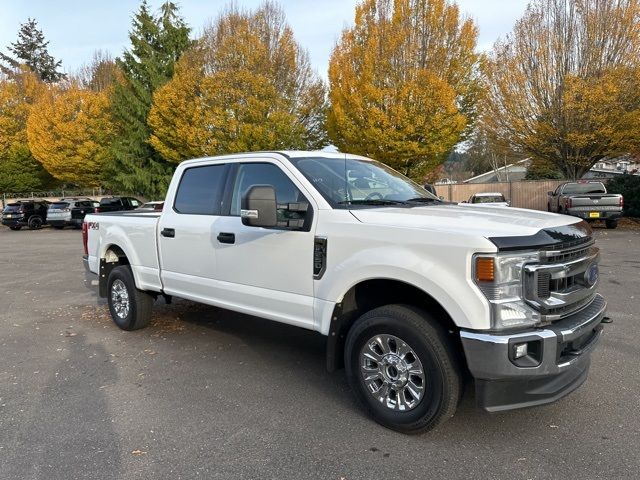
left=104, top=1, right=191, bottom=198
left=0, top=18, right=65, bottom=83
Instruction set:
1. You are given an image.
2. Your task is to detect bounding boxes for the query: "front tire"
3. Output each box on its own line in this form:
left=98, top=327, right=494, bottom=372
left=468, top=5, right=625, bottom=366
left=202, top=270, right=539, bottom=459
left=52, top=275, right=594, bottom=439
left=605, top=219, right=618, bottom=229
left=345, top=304, right=462, bottom=434
left=9, top=226, right=21, bottom=231
left=107, top=265, right=153, bottom=331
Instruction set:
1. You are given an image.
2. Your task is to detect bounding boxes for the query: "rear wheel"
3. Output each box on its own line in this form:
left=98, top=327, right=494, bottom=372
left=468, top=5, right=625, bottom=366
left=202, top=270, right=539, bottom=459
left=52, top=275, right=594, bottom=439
left=107, top=265, right=153, bottom=331
left=345, top=304, right=462, bottom=434
left=605, top=219, right=618, bottom=229
left=28, top=216, right=43, bottom=230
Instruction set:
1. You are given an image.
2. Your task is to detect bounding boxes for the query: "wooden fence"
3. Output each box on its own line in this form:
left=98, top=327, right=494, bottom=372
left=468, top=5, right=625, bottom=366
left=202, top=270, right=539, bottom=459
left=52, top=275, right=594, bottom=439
left=435, top=180, right=567, bottom=211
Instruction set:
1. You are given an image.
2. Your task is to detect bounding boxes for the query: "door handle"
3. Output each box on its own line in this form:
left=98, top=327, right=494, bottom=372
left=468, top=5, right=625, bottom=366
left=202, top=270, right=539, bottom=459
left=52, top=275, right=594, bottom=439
left=161, top=228, right=175, bottom=238
left=217, top=232, right=235, bottom=244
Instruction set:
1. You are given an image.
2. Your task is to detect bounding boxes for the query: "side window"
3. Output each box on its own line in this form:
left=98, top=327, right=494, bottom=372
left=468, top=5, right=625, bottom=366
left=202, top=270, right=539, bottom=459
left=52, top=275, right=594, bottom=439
left=174, top=164, right=226, bottom=215
left=230, top=163, right=305, bottom=220
left=129, top=198, right=140, bottom=208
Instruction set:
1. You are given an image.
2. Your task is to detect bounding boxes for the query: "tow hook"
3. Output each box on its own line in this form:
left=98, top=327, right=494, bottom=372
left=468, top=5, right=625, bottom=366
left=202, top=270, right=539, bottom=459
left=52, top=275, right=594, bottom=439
left=601, top=316, right=612, bottom=324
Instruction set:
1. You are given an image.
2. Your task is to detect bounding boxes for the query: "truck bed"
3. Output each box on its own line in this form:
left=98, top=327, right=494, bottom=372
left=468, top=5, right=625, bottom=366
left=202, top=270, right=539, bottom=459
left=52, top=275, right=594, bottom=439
left=84, top=211, right=163, bottom=293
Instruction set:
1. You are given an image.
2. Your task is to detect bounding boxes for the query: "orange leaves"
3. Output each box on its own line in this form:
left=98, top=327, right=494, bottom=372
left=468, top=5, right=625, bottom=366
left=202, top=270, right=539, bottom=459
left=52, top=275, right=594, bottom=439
left=328, top=0, right=479, bottom=180
left=148, top=3, right=326, bottom=163
left=26, top=83, right=114, bottom=186
left=481, top=0, right=640, bottom=179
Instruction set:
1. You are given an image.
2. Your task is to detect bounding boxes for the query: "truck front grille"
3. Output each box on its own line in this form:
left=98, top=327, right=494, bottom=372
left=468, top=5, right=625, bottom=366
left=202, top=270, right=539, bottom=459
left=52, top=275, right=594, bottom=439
left=523, top=237, right=599, bottom=323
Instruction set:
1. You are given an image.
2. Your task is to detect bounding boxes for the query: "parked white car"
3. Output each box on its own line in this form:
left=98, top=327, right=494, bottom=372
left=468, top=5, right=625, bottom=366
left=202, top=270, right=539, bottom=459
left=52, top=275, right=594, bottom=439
left=461, top=192, right=510, bottom=207
left=82, top=151, right=606, bottom=433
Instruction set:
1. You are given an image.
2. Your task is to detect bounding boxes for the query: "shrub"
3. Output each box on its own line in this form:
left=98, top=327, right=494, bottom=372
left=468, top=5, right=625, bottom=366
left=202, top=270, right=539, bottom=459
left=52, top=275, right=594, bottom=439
left=607, top=174, right=640, bottom=217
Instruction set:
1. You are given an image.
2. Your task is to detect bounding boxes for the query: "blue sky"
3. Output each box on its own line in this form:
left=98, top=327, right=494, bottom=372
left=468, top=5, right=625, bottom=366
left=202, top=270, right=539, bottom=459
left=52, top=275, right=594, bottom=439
left=1, top=0, right=530, bottom=78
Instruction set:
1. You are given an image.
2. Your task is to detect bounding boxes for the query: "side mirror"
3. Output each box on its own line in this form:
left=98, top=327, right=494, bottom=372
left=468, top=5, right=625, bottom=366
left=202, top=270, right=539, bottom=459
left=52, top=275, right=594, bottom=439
left=241, top=185, right=277, bottom=228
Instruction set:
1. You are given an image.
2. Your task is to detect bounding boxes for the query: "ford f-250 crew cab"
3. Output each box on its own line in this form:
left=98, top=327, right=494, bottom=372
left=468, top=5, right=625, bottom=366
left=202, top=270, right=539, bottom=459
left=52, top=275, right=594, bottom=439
left=82, top=151, right=607, bottom=433
left=547, top=181, right=623, bottom=229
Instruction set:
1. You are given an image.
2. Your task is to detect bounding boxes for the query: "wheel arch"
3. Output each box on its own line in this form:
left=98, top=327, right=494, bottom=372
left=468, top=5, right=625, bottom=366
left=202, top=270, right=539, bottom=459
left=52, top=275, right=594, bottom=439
left=325, top=278, right=464, bottom=372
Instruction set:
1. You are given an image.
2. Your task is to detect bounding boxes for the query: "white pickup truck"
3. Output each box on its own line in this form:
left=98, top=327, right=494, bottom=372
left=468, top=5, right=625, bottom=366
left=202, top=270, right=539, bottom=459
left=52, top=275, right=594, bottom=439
left=83, top=151, right=607, bottom=433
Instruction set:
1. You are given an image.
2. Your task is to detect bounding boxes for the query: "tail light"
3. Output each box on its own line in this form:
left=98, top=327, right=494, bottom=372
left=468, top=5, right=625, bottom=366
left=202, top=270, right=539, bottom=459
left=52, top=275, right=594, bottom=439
left=82, top=222, right=89, bottom=255
left=154, top=203, right=164, bottom=211
left=620, top=196, right=624, bottom=208
left=566, top=198, right=572, bottom=208
left=94, top=207, right=101, bottom=213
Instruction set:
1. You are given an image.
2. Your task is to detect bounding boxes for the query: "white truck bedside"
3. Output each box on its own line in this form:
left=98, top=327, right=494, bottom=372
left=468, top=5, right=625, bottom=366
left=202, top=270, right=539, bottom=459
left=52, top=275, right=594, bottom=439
left=82, top=151, right=607, bottom=433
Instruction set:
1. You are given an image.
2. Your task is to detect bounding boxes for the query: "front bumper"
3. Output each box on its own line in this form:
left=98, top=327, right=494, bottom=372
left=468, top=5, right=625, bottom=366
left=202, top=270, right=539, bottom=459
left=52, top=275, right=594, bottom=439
left=460, top=294, right=606, bottom=412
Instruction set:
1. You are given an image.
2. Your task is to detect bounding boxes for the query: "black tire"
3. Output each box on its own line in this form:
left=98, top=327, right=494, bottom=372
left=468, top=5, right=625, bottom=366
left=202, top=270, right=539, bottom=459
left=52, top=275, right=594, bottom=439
left=605, top=219, right=618, bottom=229
left=28, top=216, right=43, bottom=230
left=344, top=304, right=462, bottom=434
left=9, top=226, right=21, bottom=231
left=53, top=225, right=65, bottom=230
left=547, top=203, right=552, bottom=212
left=107, top=265, right=153, bottom=331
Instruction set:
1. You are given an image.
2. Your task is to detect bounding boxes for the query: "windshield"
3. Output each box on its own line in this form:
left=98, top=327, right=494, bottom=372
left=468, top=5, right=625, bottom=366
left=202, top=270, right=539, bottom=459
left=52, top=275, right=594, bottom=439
left=290, top=156, right=439, bottom=207
left=563, top=182, right=606, bottom=194
left=473, top=195, right=505, bottom=203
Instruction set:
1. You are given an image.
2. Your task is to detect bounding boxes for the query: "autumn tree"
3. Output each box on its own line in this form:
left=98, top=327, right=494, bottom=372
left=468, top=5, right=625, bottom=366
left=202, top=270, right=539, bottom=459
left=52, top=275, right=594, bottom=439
left=148, top=2, right=327, bottom=162
left=328, top=0, right=479, bottom=180
left=26, top=82, right=115, bottom=187
left=482, top=0, right=640, bottom=179
left=0, top=18, right=65, bottom=82
left=0, top=69, right=56, bottom=192
left=105, top=1, right=191, bottom=197
left=75, top=50, right=118, bottom=92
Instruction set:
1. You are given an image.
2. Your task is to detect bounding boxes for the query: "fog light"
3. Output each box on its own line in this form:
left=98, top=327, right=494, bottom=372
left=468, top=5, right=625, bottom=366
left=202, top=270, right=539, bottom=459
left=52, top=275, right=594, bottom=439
left=514, top=343, right=528, bottom=359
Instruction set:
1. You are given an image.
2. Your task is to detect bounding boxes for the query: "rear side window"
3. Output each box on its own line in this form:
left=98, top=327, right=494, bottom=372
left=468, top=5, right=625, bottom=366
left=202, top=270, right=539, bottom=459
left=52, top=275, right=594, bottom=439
left=50, top=202, right=70, bottom=209
left=100, top=198, right=121, bottom=206
left=174, top=164, right=227, bottom=215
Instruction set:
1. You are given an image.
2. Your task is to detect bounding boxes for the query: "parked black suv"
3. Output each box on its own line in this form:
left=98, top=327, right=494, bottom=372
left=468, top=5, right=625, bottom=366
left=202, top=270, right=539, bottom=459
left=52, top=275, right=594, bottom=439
left=2, top=200, right=49, bottom=230
left=97, top=196, right=142, bottom=213
left=47, top=199, right=99, bottom=229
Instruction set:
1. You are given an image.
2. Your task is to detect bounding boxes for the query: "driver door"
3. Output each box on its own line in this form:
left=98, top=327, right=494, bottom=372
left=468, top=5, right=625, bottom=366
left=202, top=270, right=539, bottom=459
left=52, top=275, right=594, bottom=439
left=213, top=160, right=316, bottom=329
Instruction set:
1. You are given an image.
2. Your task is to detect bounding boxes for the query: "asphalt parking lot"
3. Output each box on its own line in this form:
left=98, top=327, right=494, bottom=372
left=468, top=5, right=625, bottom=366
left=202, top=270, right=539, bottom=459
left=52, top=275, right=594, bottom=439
left=0, top=225, right=638, bottom=480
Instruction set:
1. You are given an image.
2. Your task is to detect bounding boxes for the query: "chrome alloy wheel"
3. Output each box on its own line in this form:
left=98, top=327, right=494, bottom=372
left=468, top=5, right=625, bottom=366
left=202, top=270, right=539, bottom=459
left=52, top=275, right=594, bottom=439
left=110, top=279, right=130, bottom=319
left=360, top=334, right=426, bottom=411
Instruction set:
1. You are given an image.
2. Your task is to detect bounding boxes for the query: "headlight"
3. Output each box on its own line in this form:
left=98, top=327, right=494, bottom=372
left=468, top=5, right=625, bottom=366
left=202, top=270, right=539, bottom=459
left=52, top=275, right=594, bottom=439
left=473, top=251, right=541, bottom=330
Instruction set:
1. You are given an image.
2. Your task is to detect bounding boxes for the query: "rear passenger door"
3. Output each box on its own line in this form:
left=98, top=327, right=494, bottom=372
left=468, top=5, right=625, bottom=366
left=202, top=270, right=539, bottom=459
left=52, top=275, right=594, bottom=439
left=158, top=163, right=230, bottom=301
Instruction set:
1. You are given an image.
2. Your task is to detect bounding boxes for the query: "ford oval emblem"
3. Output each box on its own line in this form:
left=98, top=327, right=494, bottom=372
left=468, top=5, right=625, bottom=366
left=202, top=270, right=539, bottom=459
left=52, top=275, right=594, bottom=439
left=584, top=263, right=599, bottom=287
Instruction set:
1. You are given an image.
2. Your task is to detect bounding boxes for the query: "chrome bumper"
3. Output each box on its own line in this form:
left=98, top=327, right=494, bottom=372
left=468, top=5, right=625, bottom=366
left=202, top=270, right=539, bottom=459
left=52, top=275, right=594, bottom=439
left=460, top=294, right=606, bottom=411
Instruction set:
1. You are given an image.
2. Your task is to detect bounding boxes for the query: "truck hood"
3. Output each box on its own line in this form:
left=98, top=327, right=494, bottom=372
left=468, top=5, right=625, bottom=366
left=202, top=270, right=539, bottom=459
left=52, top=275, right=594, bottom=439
left=350, top=204, right=588, bottom=247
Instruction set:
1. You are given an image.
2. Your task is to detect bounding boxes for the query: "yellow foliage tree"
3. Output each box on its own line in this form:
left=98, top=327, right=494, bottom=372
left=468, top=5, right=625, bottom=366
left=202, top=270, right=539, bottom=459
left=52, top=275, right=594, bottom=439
left=482, top=0, right=640, bottom=179
left=149, top=2, right=327, bottom=163
left=0, top=68, right=55, bottom=191
left=27, top=82, right=114, bottom=186
left=328, top=0, right=479, bottom=180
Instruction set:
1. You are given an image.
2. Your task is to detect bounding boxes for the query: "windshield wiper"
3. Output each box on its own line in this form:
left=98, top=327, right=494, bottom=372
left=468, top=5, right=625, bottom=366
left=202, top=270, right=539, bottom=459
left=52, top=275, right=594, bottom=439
left=405, top=197, right=441, bottom=203
left=338, top=199, right=409, bottom=206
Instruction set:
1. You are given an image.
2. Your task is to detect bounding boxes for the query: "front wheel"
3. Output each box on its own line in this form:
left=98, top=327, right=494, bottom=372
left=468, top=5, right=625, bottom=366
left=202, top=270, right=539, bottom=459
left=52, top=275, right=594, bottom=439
left=107, top=265, right=154, bottom=331
left=345, top=304, right=462, bottom=434
left=605, top=219, right=618, bottom=229
left=9, top=226, right=21, bottom=231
